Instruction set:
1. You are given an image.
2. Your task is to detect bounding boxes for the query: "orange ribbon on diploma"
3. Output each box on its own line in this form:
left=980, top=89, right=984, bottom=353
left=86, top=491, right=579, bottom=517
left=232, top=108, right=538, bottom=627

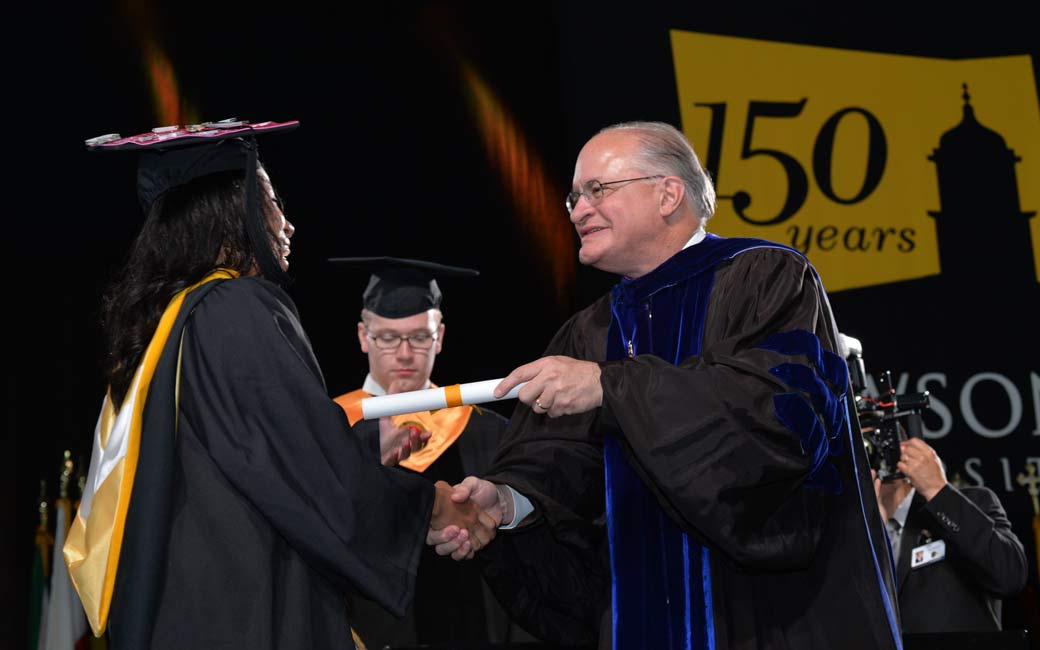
left=344, top=379, right=525, bottom=422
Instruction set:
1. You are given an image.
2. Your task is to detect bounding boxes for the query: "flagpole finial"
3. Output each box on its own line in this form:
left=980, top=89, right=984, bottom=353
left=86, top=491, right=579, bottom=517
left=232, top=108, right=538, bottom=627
left=59, top=450, right=73, bottom=499
left=1017, top=463, right=1040, bottom=516
left=37, top=479, right=49, bottom=528
left=76, top=453, right=88, bottom=502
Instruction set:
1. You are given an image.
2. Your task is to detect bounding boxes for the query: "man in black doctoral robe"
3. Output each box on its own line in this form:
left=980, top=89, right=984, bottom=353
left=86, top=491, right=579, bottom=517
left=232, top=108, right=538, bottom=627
left=429, top=121, right=902, bottom=650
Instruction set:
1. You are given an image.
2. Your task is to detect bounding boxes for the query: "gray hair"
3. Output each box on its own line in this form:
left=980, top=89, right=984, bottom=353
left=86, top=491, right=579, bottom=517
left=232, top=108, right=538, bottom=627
left=599, top=121, right=716, bottom=221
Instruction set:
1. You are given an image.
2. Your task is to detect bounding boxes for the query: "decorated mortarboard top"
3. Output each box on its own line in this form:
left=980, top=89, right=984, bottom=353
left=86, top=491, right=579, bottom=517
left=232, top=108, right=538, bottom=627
left=86, top=118, right=300, bottom=213
left=85, top=118, right=299, bottom=151
left=327, top=256, right=479, bottom=319
left=86, top=118, right=299, bottom=285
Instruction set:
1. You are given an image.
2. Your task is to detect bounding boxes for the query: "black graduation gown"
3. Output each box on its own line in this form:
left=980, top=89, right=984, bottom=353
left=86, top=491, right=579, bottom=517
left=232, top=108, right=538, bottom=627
left=480, top=245, right=901, bottom=650
left=110, top=277, right=434, bottom=650
left=347, top=409, right=537, bottom=648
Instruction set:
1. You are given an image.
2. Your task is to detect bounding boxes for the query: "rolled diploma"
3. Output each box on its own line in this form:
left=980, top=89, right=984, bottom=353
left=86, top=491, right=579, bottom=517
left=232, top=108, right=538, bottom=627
left=359, top=379, right=526, bottom=420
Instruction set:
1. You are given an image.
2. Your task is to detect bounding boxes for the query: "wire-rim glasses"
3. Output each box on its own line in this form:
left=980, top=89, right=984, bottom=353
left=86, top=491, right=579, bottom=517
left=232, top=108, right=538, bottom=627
left=366, top=330, right=439, bottom=351
left=565, top=175, right=663, bottom=213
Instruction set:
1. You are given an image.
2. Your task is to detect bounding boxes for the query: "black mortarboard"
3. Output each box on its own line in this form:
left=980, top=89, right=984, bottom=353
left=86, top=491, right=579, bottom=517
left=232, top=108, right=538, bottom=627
left=86, top=119, right=299, bottom=284
left=327, top=256, right=479, bottom=318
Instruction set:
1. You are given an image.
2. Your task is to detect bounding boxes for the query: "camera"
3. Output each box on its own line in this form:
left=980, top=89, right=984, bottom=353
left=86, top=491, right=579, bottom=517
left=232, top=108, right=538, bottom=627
left=840, top=334, right=931, bottom=482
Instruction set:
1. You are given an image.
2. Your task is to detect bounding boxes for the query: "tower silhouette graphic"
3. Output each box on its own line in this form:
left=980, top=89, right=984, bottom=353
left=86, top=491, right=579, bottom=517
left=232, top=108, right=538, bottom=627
left=928, top=84, right=1037, bottom=289
left=832, top=85, right=1038, bottom=347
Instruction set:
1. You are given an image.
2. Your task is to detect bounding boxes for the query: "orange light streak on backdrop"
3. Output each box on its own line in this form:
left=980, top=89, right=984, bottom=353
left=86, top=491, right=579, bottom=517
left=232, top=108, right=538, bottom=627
left=459, top=62, right=574, bottom=308
left=124, top=1, right=197, bottom=127
left=143, top=42, right=196, bottom=127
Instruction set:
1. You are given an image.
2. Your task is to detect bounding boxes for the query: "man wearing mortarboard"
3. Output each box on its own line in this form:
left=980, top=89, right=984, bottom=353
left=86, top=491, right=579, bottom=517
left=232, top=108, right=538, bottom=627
left=330, top=257, right=532, bottom=647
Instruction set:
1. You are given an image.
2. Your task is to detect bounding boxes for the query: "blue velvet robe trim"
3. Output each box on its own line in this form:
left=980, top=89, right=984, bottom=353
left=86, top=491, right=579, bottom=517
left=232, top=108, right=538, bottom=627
left=760, top=330, right=850, bottom=494
left=757, top=296, right=903, bottom=647
left=604, top=235, right=797, bottom=650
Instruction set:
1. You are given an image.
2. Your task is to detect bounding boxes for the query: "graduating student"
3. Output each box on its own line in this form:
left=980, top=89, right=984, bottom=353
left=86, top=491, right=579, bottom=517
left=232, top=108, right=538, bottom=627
left=64, top=121, right=493, bottom=650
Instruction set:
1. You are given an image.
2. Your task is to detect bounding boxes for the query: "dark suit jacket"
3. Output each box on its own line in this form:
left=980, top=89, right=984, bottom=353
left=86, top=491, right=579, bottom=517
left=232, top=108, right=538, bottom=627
left=897, top=484, right=1027, bottom=634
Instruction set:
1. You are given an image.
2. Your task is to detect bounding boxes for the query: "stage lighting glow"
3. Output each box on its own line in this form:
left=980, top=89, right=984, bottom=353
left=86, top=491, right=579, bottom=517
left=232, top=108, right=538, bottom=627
left=460, top=61, right=575, bottom=308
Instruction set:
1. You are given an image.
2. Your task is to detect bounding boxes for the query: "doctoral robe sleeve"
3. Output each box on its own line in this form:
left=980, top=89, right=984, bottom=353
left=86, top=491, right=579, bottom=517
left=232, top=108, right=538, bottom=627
left=598, top=248, right=841, bottom=571
left=479, top=298, right=613, bottom=645
left=179, top=278, right=434, bottom=617
left=485, top=296, right=612, bottom=524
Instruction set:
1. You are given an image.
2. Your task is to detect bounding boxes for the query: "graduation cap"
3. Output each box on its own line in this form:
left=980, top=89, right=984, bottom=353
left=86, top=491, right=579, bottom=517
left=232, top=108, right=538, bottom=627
left=86, top=118, right=299, bottom=284
left=327, top=256, right=479, bottom=318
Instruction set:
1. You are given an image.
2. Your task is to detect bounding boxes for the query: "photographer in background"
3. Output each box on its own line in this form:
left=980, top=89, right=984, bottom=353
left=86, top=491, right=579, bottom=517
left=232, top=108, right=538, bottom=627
left=873, top=436, right=1028, bottom=633
left=842, top=333, right=1028, bottom=636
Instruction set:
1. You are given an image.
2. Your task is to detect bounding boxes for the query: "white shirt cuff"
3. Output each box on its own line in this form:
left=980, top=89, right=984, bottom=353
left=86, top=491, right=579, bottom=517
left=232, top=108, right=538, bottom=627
left=500, top=485, right=535, bottom=530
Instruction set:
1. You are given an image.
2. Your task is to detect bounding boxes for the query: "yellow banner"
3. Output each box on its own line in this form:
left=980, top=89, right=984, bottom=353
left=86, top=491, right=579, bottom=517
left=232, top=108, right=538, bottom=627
left=671, top=30, right=1040, bottom=291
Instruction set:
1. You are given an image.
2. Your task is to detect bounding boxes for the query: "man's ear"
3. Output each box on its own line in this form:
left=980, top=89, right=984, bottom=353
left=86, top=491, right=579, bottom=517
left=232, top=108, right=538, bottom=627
left=434, top=323, right=446, bottom=355
left=357, top=322, right=370, bottom=353
left=659, top=176, right=686, bottom=217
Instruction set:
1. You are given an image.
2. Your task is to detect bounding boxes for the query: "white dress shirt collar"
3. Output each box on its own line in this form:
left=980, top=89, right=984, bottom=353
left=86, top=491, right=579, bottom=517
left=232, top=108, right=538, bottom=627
left=681, top=225, right=708, bottom=250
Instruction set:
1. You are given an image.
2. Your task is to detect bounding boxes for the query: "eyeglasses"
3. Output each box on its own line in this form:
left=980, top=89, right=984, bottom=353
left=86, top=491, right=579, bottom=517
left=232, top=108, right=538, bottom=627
left=366, top=330, right=439, bottom=351
left=565, top=176, right=663, bottom=213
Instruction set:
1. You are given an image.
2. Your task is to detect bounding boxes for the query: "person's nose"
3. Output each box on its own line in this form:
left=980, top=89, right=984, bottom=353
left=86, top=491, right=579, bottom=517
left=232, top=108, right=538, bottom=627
left=283, top=217, right=295, bottom=239
left=395, top=338, right=415, bottom=360
left=569, top=194, right=593, bottom=225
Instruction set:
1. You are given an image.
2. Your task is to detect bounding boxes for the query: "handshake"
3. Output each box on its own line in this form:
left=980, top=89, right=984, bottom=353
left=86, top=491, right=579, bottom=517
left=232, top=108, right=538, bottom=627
left=379, top=418, right=515, bottom=559
left=427, top=477, right=516, bottom=560
left=380, top=420, right=516, bottom=559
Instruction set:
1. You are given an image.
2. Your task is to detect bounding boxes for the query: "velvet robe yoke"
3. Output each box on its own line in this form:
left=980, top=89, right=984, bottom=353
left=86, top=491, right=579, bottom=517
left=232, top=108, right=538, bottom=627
left=483, top=236, right=901, bottom=650
left=109, top=277, right=435, bottom=650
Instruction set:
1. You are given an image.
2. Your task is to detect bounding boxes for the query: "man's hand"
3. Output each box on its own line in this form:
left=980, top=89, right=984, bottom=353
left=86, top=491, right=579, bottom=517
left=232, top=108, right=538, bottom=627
left=494, top=355, right=602, bottom=418
left=378, top=379, right=432, bottom=466
left=897, top=438, right=948, bottom=501
left=429, top=480, right=497, bottom=555
left=427, top=477, right=512, bottom=560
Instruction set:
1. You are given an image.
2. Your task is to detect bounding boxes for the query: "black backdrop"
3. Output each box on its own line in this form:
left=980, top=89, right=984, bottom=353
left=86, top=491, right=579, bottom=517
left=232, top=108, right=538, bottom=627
left=5, top=2, right=1038, bottom=648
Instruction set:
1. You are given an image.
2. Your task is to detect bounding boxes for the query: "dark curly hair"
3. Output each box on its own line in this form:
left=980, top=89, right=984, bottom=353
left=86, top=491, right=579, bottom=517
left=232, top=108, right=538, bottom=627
left=100, top=170, right=270, bottom=407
